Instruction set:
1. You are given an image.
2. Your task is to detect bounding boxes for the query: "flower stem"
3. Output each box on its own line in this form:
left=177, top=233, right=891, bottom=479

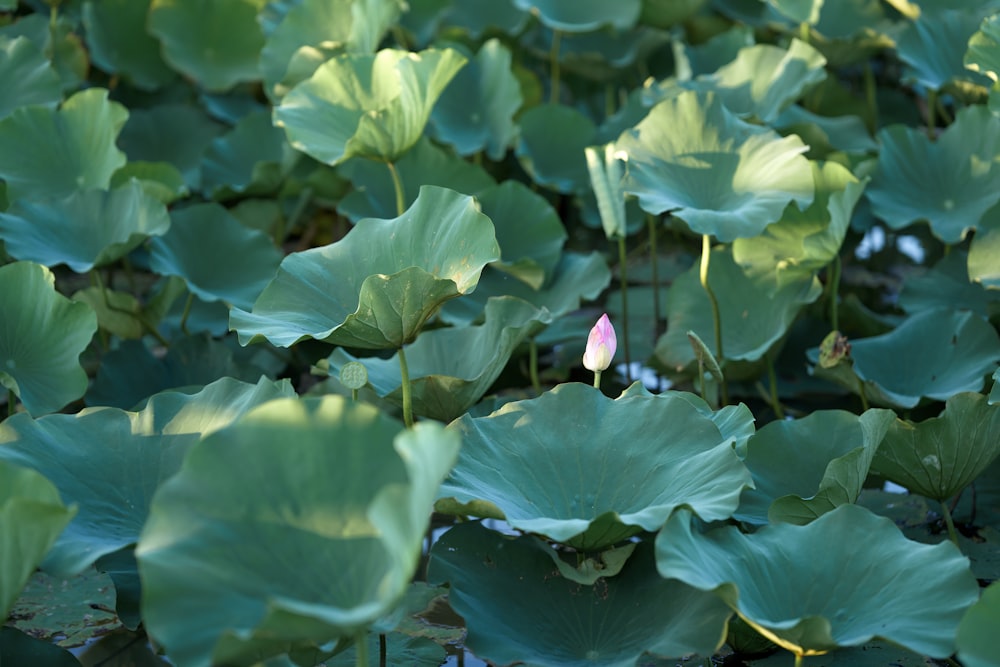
left=827, top=254, right=841, bottom=332
left=941, top=499, right=960, bottom=547
left=549, top=29, right=562, bottom=104
left=398, top=346, right=414, bottom=428
left=380, top=633, right=387, bottom=667
left=647, top=215, right=661, bottom=337
left=617, top=236, right=632, bottom=383
left=355, top=631, right=369, bottom=667
left=700, top=235, right=728, bottom=404
left=863, top=61, right=878, bottom=134
left=593, top=370, right=602, bottom=390
left=179, top=292, right=194, bottom=336
left=794, top=653, right=804, bottom=667
left=386, top=160, right=406, bottom=216
left=766, top=352, right=785, bottom=420
left=529, top=338, right=542, bottom=396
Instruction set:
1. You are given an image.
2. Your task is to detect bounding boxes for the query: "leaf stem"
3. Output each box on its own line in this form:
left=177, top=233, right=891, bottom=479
left=926, top=89, right=937, bottom=139
left=766, top=352, right=786, bottom=420
left=827, top=254, right=841, bottom=332
left=528, top=338, right=542, bottom=396
left=386, top=161, right=406, bottom=216
left=549, top=29, right=562, bottom=104
left=281, top=186, right=313, bottom=245
left=941, top=499, right=960, bottom=547
left=798, top=21, right=810, bottom=44
left=355, top=631, right=369, bottom=667
left=699, top=235, right=728, bottom=405
left=794, top=653, right=804, bottom=667
left=179, top=292, right=194, bottom=336
left=647, top=215, right=661, bottom=337
left=7, top=389, right=15, bottom=419
left=398, top=345, right=414, bottom=428
left=379, top=633, right=387, bottom=667
left=617, top=236, right=632, bottom=383
left=863, top=62, right=878, bottom=134
left=857, top=377, right=870, bottom=411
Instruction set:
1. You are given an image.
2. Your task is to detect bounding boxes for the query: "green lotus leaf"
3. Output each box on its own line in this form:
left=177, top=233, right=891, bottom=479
left=897, top=9, right=990, bottom=91
left=477, top=180, right=566, bottom=288
left=0, top=377, right=293, bottom=577
left=813, top=0, right=889, bottom=41
left=428, top=522, right=731, bottom=667
left=865, top=105, right=1000, bottom=243
left=0, top=626, right=86, bottom=666
left=0, top=88, right=128, bottom=203
left=323, top=633, right=445, bottom=667
left=327, top=297, right=550, bottom=422
left=71, top=287, right=144, bottom=340
left=733, top=161, right=864, bottom=294
left=337, top=136, right=495, bottom=221
left=82, top=0, right=176, bottom=91
left=147, top=0, right=266, bottom=92
left=430, top=39, right=521, bottom=160
left=516, top=103, right=597, bottom=194
left=1, top=14, right=88, bottom=93
left=850, top=309, right=1000, bottom=408
left=639, top=0, right=707, bottom=28
left=148, top=203, right=283, bottom=309
left=735, top=409, right=895, bottom=525
left=110, top=161, right=189, bottom=204
left=656, top=246, right=821, bottom=370
left=957, top=581, right=1000, bottom=667
left=445, top=0, right=530, bottom=38
left=656, top=504, right=980, bottom=658
left=549, top=26, right=672, bottom=82
left=970, top=208, right=1000, bottom=290
left=679, top=24, right=755, bottom=78
left=966, top=13, right=1000, bottom=83
left=695, top=38, right=827, bottom=123
left=898, top=251, right=997, bottom=317
left=200, top=109, right=299, bottom=198
left=0, top=262, right=97, bottom=416
left=871, top=392, right=1000, bottom=502
left=0, top=461, right=75, bottom=618
left=585, top=142, right=627, bottom=240
left=437, top=383, right=752, bottom=551
left=136, top=395, right=459, bottom=667
left=231, top=186, right=500, bottom=349
left=0, top=36, right=61, bottom=120
left=259, top=0, right=402, bottom=101
left=0, top=180, right=171, bottom=273
left=87, top=335, right=275, bottom=410
left=617, top=90, right=814, bottom=241
left=118, top=103, right=225, bottom=191
left=274, top=48, right=467, bottom=165
left=768, top=0, right=823, bottom=24
left=773, top=105, right=879, bottom=156
left=511, top=0, right=641, bottom=31
left=992, top=368, right=1000, bottom=405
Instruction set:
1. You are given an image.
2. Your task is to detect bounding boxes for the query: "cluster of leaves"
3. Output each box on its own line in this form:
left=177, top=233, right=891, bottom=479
left=1, top=0, right=999, bottom=666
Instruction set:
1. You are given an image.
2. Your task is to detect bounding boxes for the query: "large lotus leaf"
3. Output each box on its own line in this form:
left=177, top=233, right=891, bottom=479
left=0, top=262, right=97, bottom=416
left=656, top=246, right=821, bottom=370
left=0, top=36, right=62, bottom=120
left=231, top=186, right=500, bottom=349
left=200, top=109, right=299, bottom=198
left=337, top=135, right=496, bottom=221
left=136, top=395, right=459, bottom=667
left=429, top=39, right=521, bottom=160
left=773, top=105, right=878, bottom=156
left=0, top=14, right=88, bottom=93
left=865, top=105, right=1000, bottom=243
left=585, top=142, right=627, bottom=241
left=511, top=0, right=640, bottom=31
left=428, top=522, right=730, bottom=667
left=693, top=39, right=827, bottom=123
left=768, top=0, right=823, bottom=24
left=897, top=9, right=990, bottom=91
left=871, top=392, right=1000, bottom=502
left=275, top=48, right=467, bottom=165
left=966, top=13, right=1000, bottom=83
left=850, top=309, right=1000, bottom=408
left=148, top=0, right=266, bottom=92
left=0, top=180, right=171, bottom=273
left=445, top=0, right=530, bottom=37
left=617, top=91, right=814, bottom=241
left=323, top=633, right=444, bottom=667
left=544, top=26, right=671, bottom=82
left=957, top=581, right=1000, bottom=667
left=898, top=251, right=997, bottom=317
left=733, top=161, right=864, bottom=294
left=148, top=203, right=283, bottom=309
left=0, top=88, right=128, bottom=203
left=735, top=409, right=895, bottom=525
left=0, top=377, right=294, bottom=577
left=0, top=626, right=86, bottom=666
left=111, top=161, right=189, bottom=205
left=970, top=208, right=1000, bottom=290
left=82, top=0, right=176, bottom=90
left=516, top=103, right=597, bottom=194
left=656, top=504, right=980, bottom=658
left=259, top=0, right=401, bottom=101
left=327, top=297, right=550, bottom=422
left=118, top=103, right=224, bottom=191
left=0, top=461, right=76, bottom=618
left=437, top=383, right=752, bottom=551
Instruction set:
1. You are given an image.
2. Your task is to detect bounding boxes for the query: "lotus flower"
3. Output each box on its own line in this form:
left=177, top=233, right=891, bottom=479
left=583, top=313, right=616, bottom=376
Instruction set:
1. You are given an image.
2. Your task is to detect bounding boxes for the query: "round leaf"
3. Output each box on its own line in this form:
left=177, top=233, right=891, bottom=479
left=274, top=47, right=467, bottom=165
left=516, top=103, right=597, bottom=194
left=438, top=383, right=753, bottom=550
left=82, top=0, right=176, bottom=90
left=200, top=109, right=299, bottom=198
left=511, top=0, right=641, bottom=31
left=957, top=581, right=1000, bottom=667
left=428, top=522, right=731, bottom=667
left=137, top=395, right=459, bottom=667
left=897, top=9, right=990, bottom=91
left=656, top=504, right=980, bottom=658
left=0, top=36, right=62, bottom=120
left=966, top=13, right=1000, bottom=82
left=231, top=185, right=501, bottom=349
left=0, top=262, right=97, bottom=416
left=617, top=90, right=814, bottom=241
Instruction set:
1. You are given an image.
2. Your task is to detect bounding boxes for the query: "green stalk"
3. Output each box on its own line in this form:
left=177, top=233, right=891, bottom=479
left=179, top=292, right=194, bottom=336
left=798, top=21, right=810, bottom=44
left=386, top=161, right=406, bottom=216
left=355, top=631, right=369, bottom=667
left=941, top=500, right=960, bottom=547
left=794, top=654, right=804, bottom=667
left=863, top=62, right=878, bottom=134
left=766, top=353, right=786, bottom=420
left=926, top=89, right=937, bottom=139
left=647, top=215, right=661, bottom=337
left=700, top=235, right=728, bottom=404
left=7, top=389, right=15, bottom=419
left=858, top=377, right=870, bottom=411
left=617, top=236, right=632, bottom=383
left=528, top=338, right=542, bottom=396
left=827, top=254, right=841, bottom=332
left=593, top=370, right=602, bottom=390
left=379, top=633, right=387, bottom=667
left=549, top=29, right=562, bottom=104
left=281, top=185, right=313, bottom=245
left=398, top=345, right=414, bottom=428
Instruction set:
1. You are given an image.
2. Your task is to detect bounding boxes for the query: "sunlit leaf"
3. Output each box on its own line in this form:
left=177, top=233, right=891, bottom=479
left=585, top=142, right=627, bottom=240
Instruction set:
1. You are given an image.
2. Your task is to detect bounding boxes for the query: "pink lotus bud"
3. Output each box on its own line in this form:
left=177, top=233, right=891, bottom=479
left=582, top=313, right=616, bottom=372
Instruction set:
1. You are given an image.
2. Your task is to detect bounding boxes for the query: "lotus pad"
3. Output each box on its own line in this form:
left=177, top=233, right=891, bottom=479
left=136, top=395, right=459, bottom=667
left=231, top=186, right=499, bottom=348
left=437, top=383, right=753, bottom=551
left=0, top=36, right=61, bottom=120
left=0, top=262, right=97, bottom=416
left=274, top=47, right=467, bottom=165
left=428, top=522, right=731, bottom=667
left=656, top=504, right=980, bottom=658
left=83, top=0, right=176, bottom=91
left=617, top=90, right=814, bottom=241
left=957, top=581, right=1000, bottom=667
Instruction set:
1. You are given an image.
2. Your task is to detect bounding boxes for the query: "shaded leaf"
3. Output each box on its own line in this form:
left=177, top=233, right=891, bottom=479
left=516, top=103, right=597, bottom=194
left=511, top=0, right=641, bottom=31
left=957, top=581, right=1000, bottom=667
left=201, top=109, right=299, bottom=198
left=82, top=0, right=176, bottom=90
left=0, top=36, right=62, bottom=120
left=897, top=8, right=990, bottom=90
